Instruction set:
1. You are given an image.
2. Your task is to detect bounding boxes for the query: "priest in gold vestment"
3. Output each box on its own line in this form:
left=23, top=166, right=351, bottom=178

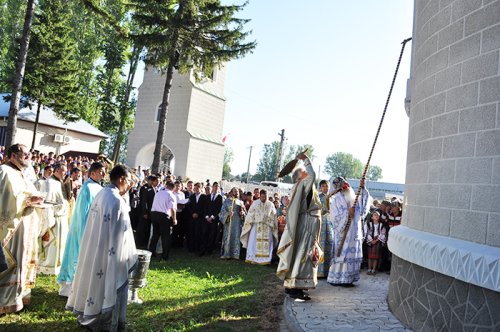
left=0, top=144, right=43, bottom=314
left=241, top=189, right=278, bottom=265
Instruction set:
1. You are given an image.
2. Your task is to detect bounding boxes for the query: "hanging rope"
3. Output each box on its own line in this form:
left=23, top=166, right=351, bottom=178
left=336, top=37, right=412, bottom=258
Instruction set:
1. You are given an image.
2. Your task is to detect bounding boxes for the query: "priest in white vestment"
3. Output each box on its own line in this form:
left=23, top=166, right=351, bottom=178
left=241, top=189, right=278, bottom=265
left=0, top=144, right=43, bottom=314
left=66, top=165, right=137, bottom=331
left=327, top=176, right=370, bottom=285
left=36, top=163, right=69, bottom=275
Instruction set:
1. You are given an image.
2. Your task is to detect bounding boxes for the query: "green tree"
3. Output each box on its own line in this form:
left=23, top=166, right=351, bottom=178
left=110, top=43, right=142, bottom=163
left=68, top=0, right=107, bottom=126
left=0, top=0, right=26, bottom=92
left=128, top=0, right=256, bottom=173
left=285, top=143, right=316, bottom=163
left=255, top=141, right=280, bottom=181
left=75, top=0, right=139, bottom=159
left=222, top=147, right=233, bottom=179
left=366, top=165, right=383, bottom=181
left=22, top=0, right=82, bottom=149
left=324, top=152, right=363, bottom=179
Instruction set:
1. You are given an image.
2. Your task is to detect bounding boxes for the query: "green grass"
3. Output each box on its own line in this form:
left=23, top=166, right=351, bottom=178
left=0, top=248, right=284, bottom=331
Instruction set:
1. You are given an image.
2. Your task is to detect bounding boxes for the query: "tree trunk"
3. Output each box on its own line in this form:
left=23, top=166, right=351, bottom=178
left=111, top=45, right=141, bottom=164
left=30, top=100, right=42, bottom=150
left=5, top=0, right=36, bottom=147
left=98, top=67, right=115, bottom=153
left=151, top=60, right=175, bottom=174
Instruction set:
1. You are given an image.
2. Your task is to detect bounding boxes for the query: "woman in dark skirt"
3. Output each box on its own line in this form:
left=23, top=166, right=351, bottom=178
left=364, top=209, right=387, bottom=275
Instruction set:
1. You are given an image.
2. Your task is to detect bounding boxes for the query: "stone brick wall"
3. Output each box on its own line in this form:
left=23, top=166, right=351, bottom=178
left=405, top=0, right=500, bottom=247
left=388, top=255, right=500, bottom=331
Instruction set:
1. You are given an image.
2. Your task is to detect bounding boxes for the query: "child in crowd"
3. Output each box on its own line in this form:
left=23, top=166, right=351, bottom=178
left=364, top=209, right=386, bottom=275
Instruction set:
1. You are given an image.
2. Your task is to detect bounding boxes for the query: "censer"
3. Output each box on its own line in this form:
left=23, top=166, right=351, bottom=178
left=128, top=249, right=152, bottom=304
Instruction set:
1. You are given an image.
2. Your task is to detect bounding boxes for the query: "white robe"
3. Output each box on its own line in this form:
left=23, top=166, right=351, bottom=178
left=66, top=185, right=137, bottom=328
left=36, top=176, right=69, bottom=275
left=327, top=187, right=370, bottom=284
left=0, top=163, right=40, bottom=314
left=241, top=200, right=278, bottom=264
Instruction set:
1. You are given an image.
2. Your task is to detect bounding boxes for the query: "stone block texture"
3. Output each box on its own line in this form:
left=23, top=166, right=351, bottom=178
left=388, top=255, right=500, bottom=331
left=406, top=0, right=500, bottom=246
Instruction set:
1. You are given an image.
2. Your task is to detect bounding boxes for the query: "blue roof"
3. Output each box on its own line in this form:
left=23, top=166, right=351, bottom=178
left=0, top=94, right=107, bottom=138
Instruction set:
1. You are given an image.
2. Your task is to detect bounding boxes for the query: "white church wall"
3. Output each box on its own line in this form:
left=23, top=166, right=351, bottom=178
left=185, top=138, right=224, bottom=183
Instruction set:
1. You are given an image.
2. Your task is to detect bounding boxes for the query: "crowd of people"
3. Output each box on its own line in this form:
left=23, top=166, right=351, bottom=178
left=0, top=143, right=402, bottom=329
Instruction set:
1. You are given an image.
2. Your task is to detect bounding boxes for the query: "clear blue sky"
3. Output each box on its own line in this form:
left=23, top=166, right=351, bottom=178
left=220, top=0, right=414, bottom=183
left=132, top=1, right=415, bottom=183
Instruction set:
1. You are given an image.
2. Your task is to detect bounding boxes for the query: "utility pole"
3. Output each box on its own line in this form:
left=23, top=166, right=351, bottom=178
left=246, top=146, right=253, bottom=183
left=275, top=129, right=286, bottom=181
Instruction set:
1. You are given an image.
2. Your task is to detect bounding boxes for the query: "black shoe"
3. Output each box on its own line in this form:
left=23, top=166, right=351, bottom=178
left=289, top=290, right=311, bottom=301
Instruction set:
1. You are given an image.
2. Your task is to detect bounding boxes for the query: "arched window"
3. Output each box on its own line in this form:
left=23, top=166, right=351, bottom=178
left=155, top=103, right=162, bottom=122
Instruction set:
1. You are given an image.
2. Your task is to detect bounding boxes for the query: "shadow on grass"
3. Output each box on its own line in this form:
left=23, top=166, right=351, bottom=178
left=128, top=290, right=272, bottom=331
left=0, top=249, right=284, bottom=331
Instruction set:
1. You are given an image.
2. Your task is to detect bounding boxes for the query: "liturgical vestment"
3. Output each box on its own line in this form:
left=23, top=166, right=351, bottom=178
left=241, top=199, right=278, bottom=265
left=276, top=157, right=322, bottom=289
left=66, top=185, right=137, bottom=330
left=57, top=178, right=102, bottom=296
left=0, top=163, right=40, bottom=314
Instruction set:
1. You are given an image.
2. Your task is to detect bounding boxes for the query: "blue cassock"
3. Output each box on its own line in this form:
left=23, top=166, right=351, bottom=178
left=58, top=179, right=102, bottom=287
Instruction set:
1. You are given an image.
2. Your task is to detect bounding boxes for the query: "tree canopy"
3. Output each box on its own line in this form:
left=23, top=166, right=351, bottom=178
left=127, top=0, right=256, bottom=172
left=324, top=152, right=383, bottom=181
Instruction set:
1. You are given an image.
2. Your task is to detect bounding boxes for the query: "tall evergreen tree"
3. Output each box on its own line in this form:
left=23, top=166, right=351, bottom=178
left=68, top=0, right=106, bottom=126
left=22, top=0, right=82, bottom=148
left=128, top=0, right=256, bottom=173
left=110, top=44, right=141, bottom=163
left=0, top=0, right=26, bottom=92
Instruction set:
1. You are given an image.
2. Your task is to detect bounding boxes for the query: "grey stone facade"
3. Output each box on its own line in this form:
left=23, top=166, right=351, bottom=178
left=388, top=0, right=500, bottom=330
left=405, top=0, right=500, bottom=246
left=388, top=255, right=500, bottom=331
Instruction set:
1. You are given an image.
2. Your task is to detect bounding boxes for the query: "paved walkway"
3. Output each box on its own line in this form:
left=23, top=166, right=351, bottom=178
left=281, top=271, right=411, bottom=331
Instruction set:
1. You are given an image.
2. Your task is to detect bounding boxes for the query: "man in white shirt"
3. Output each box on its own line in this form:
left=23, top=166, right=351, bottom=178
left=149, top=182, right=177, bottom=260
left=172, top=180, right=189, bottom=247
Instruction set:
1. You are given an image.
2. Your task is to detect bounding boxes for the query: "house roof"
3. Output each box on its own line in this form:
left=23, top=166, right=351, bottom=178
left=0, top=94, right=107, bottom=138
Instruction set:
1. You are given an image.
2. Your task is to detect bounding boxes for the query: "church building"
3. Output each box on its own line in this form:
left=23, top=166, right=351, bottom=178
left=126, top=66, right=226, bottom=182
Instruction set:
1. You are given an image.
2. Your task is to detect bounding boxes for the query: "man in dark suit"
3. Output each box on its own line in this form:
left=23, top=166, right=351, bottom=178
left=137, top=175, right=159, bottom=249
left=186, top=182, right=206, bottom=252
left=200, top=182, right=223, bottom=256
